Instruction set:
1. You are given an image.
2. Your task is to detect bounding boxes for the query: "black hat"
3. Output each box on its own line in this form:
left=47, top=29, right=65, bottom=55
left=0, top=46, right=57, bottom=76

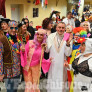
left=1, top=18, right=10, bottom=24
left=18, top=21, right=26, bottom=28
left=53, top=11, right=60, bottom=14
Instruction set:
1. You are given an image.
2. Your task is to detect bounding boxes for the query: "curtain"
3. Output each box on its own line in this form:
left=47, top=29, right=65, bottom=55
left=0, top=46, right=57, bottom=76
left=0, top=0, right=6, bottom=18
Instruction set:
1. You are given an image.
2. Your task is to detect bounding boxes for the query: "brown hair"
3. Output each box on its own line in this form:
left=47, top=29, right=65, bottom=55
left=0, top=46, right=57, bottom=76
left=17, top=26, right=29, bottom=40
left=42, top=18, right=52, bottom=29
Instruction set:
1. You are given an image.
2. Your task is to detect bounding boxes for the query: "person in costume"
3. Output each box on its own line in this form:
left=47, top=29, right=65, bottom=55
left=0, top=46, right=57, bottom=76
left=0, top=18, right=10, bottom=35
left=20, top=29, right=52, bottom=92
left=22, top=18, right=35, bottom=40
left=18, top=21, right=31, bottom=44
left=67, top=27, right=87, bottom=92
left=46, top=22, right=72, bottom=92
left=0, top=20, right=21, bottom=92
left=65, top=38, right=92, bottom=92
left=49, top=11, right=61, bottom=24
left=18, top=21, right=31, bottom=83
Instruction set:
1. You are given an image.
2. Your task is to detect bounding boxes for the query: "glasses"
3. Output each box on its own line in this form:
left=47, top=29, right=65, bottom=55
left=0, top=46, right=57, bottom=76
left=10, top=27, right=18, bottom=30
left=37, top=33, right=44, bottom=36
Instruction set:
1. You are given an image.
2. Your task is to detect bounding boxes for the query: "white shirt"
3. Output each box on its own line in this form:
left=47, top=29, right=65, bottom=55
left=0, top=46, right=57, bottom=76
left=63, top=17, right=75, bottom=28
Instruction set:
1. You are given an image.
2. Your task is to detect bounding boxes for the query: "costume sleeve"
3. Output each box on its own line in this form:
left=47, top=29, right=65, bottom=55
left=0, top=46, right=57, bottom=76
left=88, top=58, right=92, bottom=72
left=0, top=42, right=4, bottom=75
left=64, top=42, right=72, bottom=56
left=20, top=41, right=29, bottom=67
left=41, top=58, right=51, bottom=74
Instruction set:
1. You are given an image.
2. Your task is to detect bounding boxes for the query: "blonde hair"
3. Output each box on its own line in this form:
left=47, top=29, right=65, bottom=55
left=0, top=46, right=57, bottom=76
left=80, top=21, right=91, bottom=32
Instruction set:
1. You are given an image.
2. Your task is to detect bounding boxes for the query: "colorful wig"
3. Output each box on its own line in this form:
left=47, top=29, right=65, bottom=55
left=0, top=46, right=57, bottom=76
left=73, top=27, right=87, bottom=37
left=33, top=29, right=47, bottom=49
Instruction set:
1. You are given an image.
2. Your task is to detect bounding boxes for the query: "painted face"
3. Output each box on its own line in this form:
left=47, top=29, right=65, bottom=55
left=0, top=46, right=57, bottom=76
left=80, top=43, right=85, bottom=53
left=1, top=22, right=8, bottom=30
left=21, top=24, right=27, bottom=34
left=56, top=23, right=65, bottom=36
left=37, top=32, right=44, bottom=43
left=74, top=32, right=80, bottom=42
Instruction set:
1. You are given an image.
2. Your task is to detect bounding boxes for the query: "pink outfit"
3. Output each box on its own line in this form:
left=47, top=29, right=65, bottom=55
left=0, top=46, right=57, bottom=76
left=20, top=40, right=51, bottom=92
left=21, top=40, right=51, bottom=73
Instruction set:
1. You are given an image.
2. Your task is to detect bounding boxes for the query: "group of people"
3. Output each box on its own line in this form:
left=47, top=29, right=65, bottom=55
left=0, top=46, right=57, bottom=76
left=0, top=10, right=92, bottom=92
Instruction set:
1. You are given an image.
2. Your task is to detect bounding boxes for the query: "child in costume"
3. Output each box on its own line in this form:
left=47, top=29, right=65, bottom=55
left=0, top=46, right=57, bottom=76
left=21, top=29, right=52, bottom=92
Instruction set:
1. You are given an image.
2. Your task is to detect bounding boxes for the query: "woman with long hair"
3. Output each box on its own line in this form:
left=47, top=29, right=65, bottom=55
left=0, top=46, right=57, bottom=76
left=18, top=21, right=31, bottom=44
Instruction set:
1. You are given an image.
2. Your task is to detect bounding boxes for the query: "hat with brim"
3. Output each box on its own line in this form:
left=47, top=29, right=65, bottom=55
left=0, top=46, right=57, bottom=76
left=1, top=18, right=10, bottom=24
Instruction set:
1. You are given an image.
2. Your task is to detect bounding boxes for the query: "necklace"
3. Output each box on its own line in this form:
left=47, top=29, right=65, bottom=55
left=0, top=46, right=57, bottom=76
left=57, top=37, right=62, bottom=48
left=6, top=33, right=21, bottom=54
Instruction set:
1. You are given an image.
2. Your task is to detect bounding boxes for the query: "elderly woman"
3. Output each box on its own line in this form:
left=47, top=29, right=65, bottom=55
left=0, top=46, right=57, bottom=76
left=21, top=29, right=52, bottom=92
left=65, top=38, right=92, bottom=92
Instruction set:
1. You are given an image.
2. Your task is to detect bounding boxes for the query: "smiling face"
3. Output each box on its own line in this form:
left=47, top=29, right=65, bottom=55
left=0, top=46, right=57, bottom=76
left=9, top=21, right=18, bottom=35
left=1, top=22, right=8, bottom=30
left=83, top=22, right=89, bottom=32
left=36, top=29, right=46, bottom=43
left=56, top=23, right=65, bottom=36
left=21, top=24, right=27, bottom=34
left=37, top=32, right=44, bottom=43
